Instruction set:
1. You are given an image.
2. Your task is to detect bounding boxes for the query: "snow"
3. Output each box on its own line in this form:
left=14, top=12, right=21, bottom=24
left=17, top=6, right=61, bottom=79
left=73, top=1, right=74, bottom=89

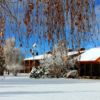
left=24, top=54, right=52, bottom=60
left=79, top=47, right=100, bottom=61
left=24, top=50, right=85, bottom=61
left=0, top=76, right=100, bottom=100
left=68, top=50, right=84, bottom=56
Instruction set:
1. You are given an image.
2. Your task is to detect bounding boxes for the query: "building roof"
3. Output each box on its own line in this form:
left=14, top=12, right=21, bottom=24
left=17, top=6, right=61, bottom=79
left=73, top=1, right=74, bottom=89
left=79, top=47, right=100, bottom=62
left=68, top=50, right=84, bottom=56
left=24, top=54, right=52, bottom=61
left=24, top=50, right=84, bottom=61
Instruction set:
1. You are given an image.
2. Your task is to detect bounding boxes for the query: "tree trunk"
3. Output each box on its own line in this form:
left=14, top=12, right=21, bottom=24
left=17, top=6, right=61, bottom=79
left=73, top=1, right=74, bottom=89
left=0, top=46, right=5, bottom=76
left=0, top=67, right=4, bottom=76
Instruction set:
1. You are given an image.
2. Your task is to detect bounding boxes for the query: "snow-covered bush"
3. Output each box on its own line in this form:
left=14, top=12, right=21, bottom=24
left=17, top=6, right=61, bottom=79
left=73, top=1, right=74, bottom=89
left=30, top=40, right=78, bottom=78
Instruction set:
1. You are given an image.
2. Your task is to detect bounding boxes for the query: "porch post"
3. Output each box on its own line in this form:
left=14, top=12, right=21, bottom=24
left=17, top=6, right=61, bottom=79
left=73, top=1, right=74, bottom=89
left=90, top=63, right=92, bottom=77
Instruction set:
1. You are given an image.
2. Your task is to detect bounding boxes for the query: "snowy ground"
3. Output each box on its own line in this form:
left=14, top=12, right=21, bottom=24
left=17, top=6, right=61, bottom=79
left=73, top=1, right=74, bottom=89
left=0, top=75, right=100, bottom=100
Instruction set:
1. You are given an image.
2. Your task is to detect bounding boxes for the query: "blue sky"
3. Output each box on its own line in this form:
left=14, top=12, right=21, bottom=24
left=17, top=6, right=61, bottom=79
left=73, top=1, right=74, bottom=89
left=95, top=0, right=100, bottom=5
left=4, top=0, right=100, bottom=58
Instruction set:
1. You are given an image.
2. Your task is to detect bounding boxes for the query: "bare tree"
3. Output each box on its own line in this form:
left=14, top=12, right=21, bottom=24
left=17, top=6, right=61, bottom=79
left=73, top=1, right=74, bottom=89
left=0, top=0, right=97, bottom=47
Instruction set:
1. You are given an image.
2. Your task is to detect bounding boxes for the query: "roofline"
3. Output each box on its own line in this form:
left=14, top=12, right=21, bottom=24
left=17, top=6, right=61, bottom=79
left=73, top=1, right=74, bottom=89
left=78, top=60, right=100, bottom=64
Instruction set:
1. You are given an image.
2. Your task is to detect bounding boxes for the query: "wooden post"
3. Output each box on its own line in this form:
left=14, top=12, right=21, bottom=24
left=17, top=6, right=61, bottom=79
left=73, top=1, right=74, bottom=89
left=29, top=60, right=30, bottom=72
left=24, top=61, right=25, bottom=73
left=99, top=63, right=100, bottom=77
left=90, top=63, right=92, bottom=77
left=84, top=64, right=86, bottom=76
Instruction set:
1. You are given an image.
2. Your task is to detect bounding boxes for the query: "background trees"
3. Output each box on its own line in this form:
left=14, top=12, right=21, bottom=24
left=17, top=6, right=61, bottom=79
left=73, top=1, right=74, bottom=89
left=4, top=38, right=24, bottom=76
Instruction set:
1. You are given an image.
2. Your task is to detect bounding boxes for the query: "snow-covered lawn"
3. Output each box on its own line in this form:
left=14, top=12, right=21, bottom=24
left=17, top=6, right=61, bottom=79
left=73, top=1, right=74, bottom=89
left=0, top=75, right=100, bottom=100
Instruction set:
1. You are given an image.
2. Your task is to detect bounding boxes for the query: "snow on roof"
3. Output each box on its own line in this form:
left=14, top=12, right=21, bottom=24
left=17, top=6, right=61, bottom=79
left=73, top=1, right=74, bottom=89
left=24, top=50, right=84, bottom=61
left=79, top=47, right=100, bottom=61
left=68, top=50, right=84, bottom=56
left=24, top=54, right=52, bottom=61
